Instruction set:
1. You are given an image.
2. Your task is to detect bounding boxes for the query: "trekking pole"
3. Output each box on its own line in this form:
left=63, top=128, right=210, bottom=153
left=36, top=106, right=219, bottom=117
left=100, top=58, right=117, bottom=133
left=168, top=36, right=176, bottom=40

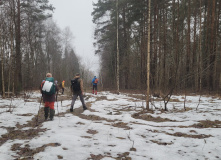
left=36, top=96, right=42, bottom=126
left=56, top=92, right=61, bottom=126
left=56, top=92, right=59, bottom=116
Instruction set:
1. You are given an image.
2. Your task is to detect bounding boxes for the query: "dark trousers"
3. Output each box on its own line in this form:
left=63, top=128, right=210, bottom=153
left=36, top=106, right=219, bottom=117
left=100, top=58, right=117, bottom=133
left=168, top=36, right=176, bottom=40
left=93, top=85, right=97, bottom=91
left=62, top=88, right=64, bottom=94
left=92, top=85, right=97, bottom=95
left=71, top=94, right=87, bottom=110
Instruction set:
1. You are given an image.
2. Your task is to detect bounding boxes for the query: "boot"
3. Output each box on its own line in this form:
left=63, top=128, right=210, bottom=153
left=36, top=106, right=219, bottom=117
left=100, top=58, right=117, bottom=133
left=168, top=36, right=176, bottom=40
left=83, top=106, right=87, bottom=111
left=44, top=107, right=49, bottom=120
left=95, top=91, right=97, bottom=95
left=49, top=108, right=55, bottom=121
left=70, top=107, right=73, bottom=112
left=92, top=90, right=94, bottom=94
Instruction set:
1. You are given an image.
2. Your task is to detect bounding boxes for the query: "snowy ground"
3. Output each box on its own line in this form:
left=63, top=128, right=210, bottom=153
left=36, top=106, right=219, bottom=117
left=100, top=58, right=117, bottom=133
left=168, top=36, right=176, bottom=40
left=0, top=91, right=221, bottom=160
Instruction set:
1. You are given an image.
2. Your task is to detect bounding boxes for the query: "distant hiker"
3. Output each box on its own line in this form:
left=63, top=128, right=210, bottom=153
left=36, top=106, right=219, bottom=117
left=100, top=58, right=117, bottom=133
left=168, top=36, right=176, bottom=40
left=70, top=73, right=87, bottom=112
left=40, top=73, right=58, bottom=121
left=92, top=76, right=99, bottom=95
left=61, top=80, right=65, bottom=94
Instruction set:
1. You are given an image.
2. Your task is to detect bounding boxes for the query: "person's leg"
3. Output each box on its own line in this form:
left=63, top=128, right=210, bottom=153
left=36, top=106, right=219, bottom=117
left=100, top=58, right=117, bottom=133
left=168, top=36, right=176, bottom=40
left=70, top=94, right=78, bottom=112
left=62, top=88, right=64, bottom=94
left=95, top=85, right=97, bottom=95
left=44, top=103, right=50, bottom=120
left=79, top=94, right=87, bottom=110
left=48, top=102, right=55, bottom=120
left=92, top=85, right=95, bottom=94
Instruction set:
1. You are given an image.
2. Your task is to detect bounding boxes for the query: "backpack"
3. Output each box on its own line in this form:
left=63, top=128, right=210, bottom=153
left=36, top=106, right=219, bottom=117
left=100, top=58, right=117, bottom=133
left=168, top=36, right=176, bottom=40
left=71, top=78, right=80, bottom=92
left=94, top=78, right=99, bottom=84
left=41, top=77, right=56, bottom=95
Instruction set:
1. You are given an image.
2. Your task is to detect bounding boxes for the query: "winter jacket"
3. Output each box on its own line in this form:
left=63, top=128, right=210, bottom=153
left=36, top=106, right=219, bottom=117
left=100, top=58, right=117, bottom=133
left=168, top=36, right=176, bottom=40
left=92, top=77, right=99, bottom=86
left=71, top=75, right=84, bottom=95
left=62, top=81, right=65, bottom=88
left=40, top=78, right=58, bottom=102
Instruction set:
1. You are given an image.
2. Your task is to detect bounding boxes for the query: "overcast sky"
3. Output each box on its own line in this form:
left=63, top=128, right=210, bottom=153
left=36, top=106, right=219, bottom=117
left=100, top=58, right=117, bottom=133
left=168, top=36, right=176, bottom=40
left=48, top=0, right=99, bottom=74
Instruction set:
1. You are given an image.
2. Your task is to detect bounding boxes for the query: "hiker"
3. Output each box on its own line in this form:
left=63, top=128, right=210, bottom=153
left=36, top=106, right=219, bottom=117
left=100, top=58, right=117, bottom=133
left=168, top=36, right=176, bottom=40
left=70, top=73, right=87, bottom=112
left=61, top=80, right=65, bottom=94
left=40, top=73, right=58, bottom=121
left=92, top=76, right=99, bottom=95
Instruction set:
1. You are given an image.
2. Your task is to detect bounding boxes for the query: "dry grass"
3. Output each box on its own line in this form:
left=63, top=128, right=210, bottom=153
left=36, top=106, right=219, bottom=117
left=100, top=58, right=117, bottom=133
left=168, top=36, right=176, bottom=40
left=132, top=112, right=176, bottom=122
left=150, top=140, right=173, bottom=145
left=87, top=129, right=98, bottom=135
left=166, top=132, right=211, bottom=139
left=0, top=108, right=47, bottom=147
left=192, top=120, right=221, bottom=128
left=11, top=143, right=61, bottom=159
left=112, top=122, right=132, bottom=130
left=71, top=107, right=115, bottom=123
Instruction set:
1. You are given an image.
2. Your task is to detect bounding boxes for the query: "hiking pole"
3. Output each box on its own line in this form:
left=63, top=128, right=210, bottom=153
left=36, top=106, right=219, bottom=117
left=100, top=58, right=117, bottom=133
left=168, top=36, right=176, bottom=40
left=36, top=96, right=42, bottom=126
left=56, top=92, right=59, bottom=116
left=56, top=92, right=61, bottom=127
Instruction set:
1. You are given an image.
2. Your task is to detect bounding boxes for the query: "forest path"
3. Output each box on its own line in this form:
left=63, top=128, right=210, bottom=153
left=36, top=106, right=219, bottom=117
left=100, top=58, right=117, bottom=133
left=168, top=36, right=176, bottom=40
left=0, top=91, right=221, bottom=160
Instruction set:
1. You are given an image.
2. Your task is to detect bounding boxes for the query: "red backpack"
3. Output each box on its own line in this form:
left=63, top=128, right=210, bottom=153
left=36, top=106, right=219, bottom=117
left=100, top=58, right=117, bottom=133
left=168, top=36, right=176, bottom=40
left=94, top=78, right=99, bottom=84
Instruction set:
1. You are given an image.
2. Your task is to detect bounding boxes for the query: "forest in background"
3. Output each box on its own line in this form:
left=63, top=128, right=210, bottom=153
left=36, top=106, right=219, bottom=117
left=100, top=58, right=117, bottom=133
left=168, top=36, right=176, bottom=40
left=1, top=0, right=221, bottom=98
left=92, top=0, right=221, bottom=95
left=0, top=0, right=94, bottom=98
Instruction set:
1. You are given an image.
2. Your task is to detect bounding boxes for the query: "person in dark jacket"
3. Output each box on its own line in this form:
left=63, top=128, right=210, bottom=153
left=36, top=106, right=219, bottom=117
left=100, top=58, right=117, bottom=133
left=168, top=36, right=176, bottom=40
left=70, top=73, right=87, bottom=112
left=40, top=73, right=58, bottom=120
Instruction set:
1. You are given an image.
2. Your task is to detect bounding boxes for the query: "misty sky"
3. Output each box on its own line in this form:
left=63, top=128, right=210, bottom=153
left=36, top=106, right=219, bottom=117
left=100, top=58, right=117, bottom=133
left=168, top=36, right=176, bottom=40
left=48, top=0, right=99, bottom=74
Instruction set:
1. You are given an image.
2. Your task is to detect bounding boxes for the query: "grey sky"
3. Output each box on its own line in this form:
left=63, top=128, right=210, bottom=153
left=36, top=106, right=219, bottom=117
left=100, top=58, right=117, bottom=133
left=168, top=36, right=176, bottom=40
left=48, top=0, right=99, bottom=74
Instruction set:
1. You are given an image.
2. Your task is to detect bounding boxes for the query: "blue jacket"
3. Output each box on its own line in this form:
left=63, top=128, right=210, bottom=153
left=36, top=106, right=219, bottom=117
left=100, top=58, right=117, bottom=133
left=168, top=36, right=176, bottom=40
left=92, top=77, right=98, bottom=85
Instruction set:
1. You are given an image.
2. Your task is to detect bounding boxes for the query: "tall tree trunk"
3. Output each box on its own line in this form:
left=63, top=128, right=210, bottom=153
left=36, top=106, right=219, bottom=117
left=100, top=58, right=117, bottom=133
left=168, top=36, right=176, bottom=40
left=116, top=0, right=120, bottom=94
left=153, top=1, right=158, bottom=91
left=198, top=0, right=202, bottom=92
left=186, top=0, right=191, bottom=88
left=175, top=0, right=180, bottom=92
left=122, top=6, right=129, bottom=89
left=8, top=21, right=14, bottom=97
left=1, top=30, right=6, bottom=98
left=15, top=0, right=22, bottom=92
left=209, top=0, right=216, bottom=91
left=193, top=5, right=197, bottom=91
left=162, top=7, right=167, bottom=92
left=146, top=0, right=151, bottom=110
left=216, top=0, right=221, bottom=93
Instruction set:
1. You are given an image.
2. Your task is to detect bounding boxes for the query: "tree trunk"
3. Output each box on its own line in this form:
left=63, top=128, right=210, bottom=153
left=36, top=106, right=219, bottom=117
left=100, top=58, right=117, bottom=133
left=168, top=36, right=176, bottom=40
left=198, top=0, right=202, bottom=92
left=15, top=0, right=22, bottom=92
left=146, top=0, right=151, bottom=110
left=116, top=0, right=120, bottom=94
left=1, top=30, right=6, bottom=98
left=186, top=0, right=191, bottom=88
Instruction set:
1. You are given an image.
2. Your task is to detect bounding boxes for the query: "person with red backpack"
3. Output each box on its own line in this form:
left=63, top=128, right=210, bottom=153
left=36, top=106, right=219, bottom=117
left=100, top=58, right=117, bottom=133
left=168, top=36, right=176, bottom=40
left=70, top=73, right=87, bottom=112
left=40, top=73, right=59, bottom=121
left=92, top=76, right=99, bottom=95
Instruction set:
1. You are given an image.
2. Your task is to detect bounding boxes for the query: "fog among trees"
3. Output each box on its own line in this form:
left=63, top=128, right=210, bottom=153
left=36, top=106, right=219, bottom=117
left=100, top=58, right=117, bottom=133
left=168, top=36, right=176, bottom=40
left=1, top=0, right=221, bottom=98
left=92, top=0, right=221, bottom=96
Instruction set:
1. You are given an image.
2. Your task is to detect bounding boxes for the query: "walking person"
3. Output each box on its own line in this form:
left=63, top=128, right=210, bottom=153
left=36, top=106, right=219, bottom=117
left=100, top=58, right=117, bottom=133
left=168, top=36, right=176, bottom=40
left=92, top=76, right=99, bottom=95
left=70, top=73, right=87, bottom=112
left=61, top=80, right=65, bottom=94
left=40, top=73, right=58, bottom=121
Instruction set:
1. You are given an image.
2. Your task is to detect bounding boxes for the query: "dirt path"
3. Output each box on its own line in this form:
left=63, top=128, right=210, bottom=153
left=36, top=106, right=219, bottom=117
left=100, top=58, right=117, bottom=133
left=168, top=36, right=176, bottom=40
left=1, top=92, right=221, bottom=160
